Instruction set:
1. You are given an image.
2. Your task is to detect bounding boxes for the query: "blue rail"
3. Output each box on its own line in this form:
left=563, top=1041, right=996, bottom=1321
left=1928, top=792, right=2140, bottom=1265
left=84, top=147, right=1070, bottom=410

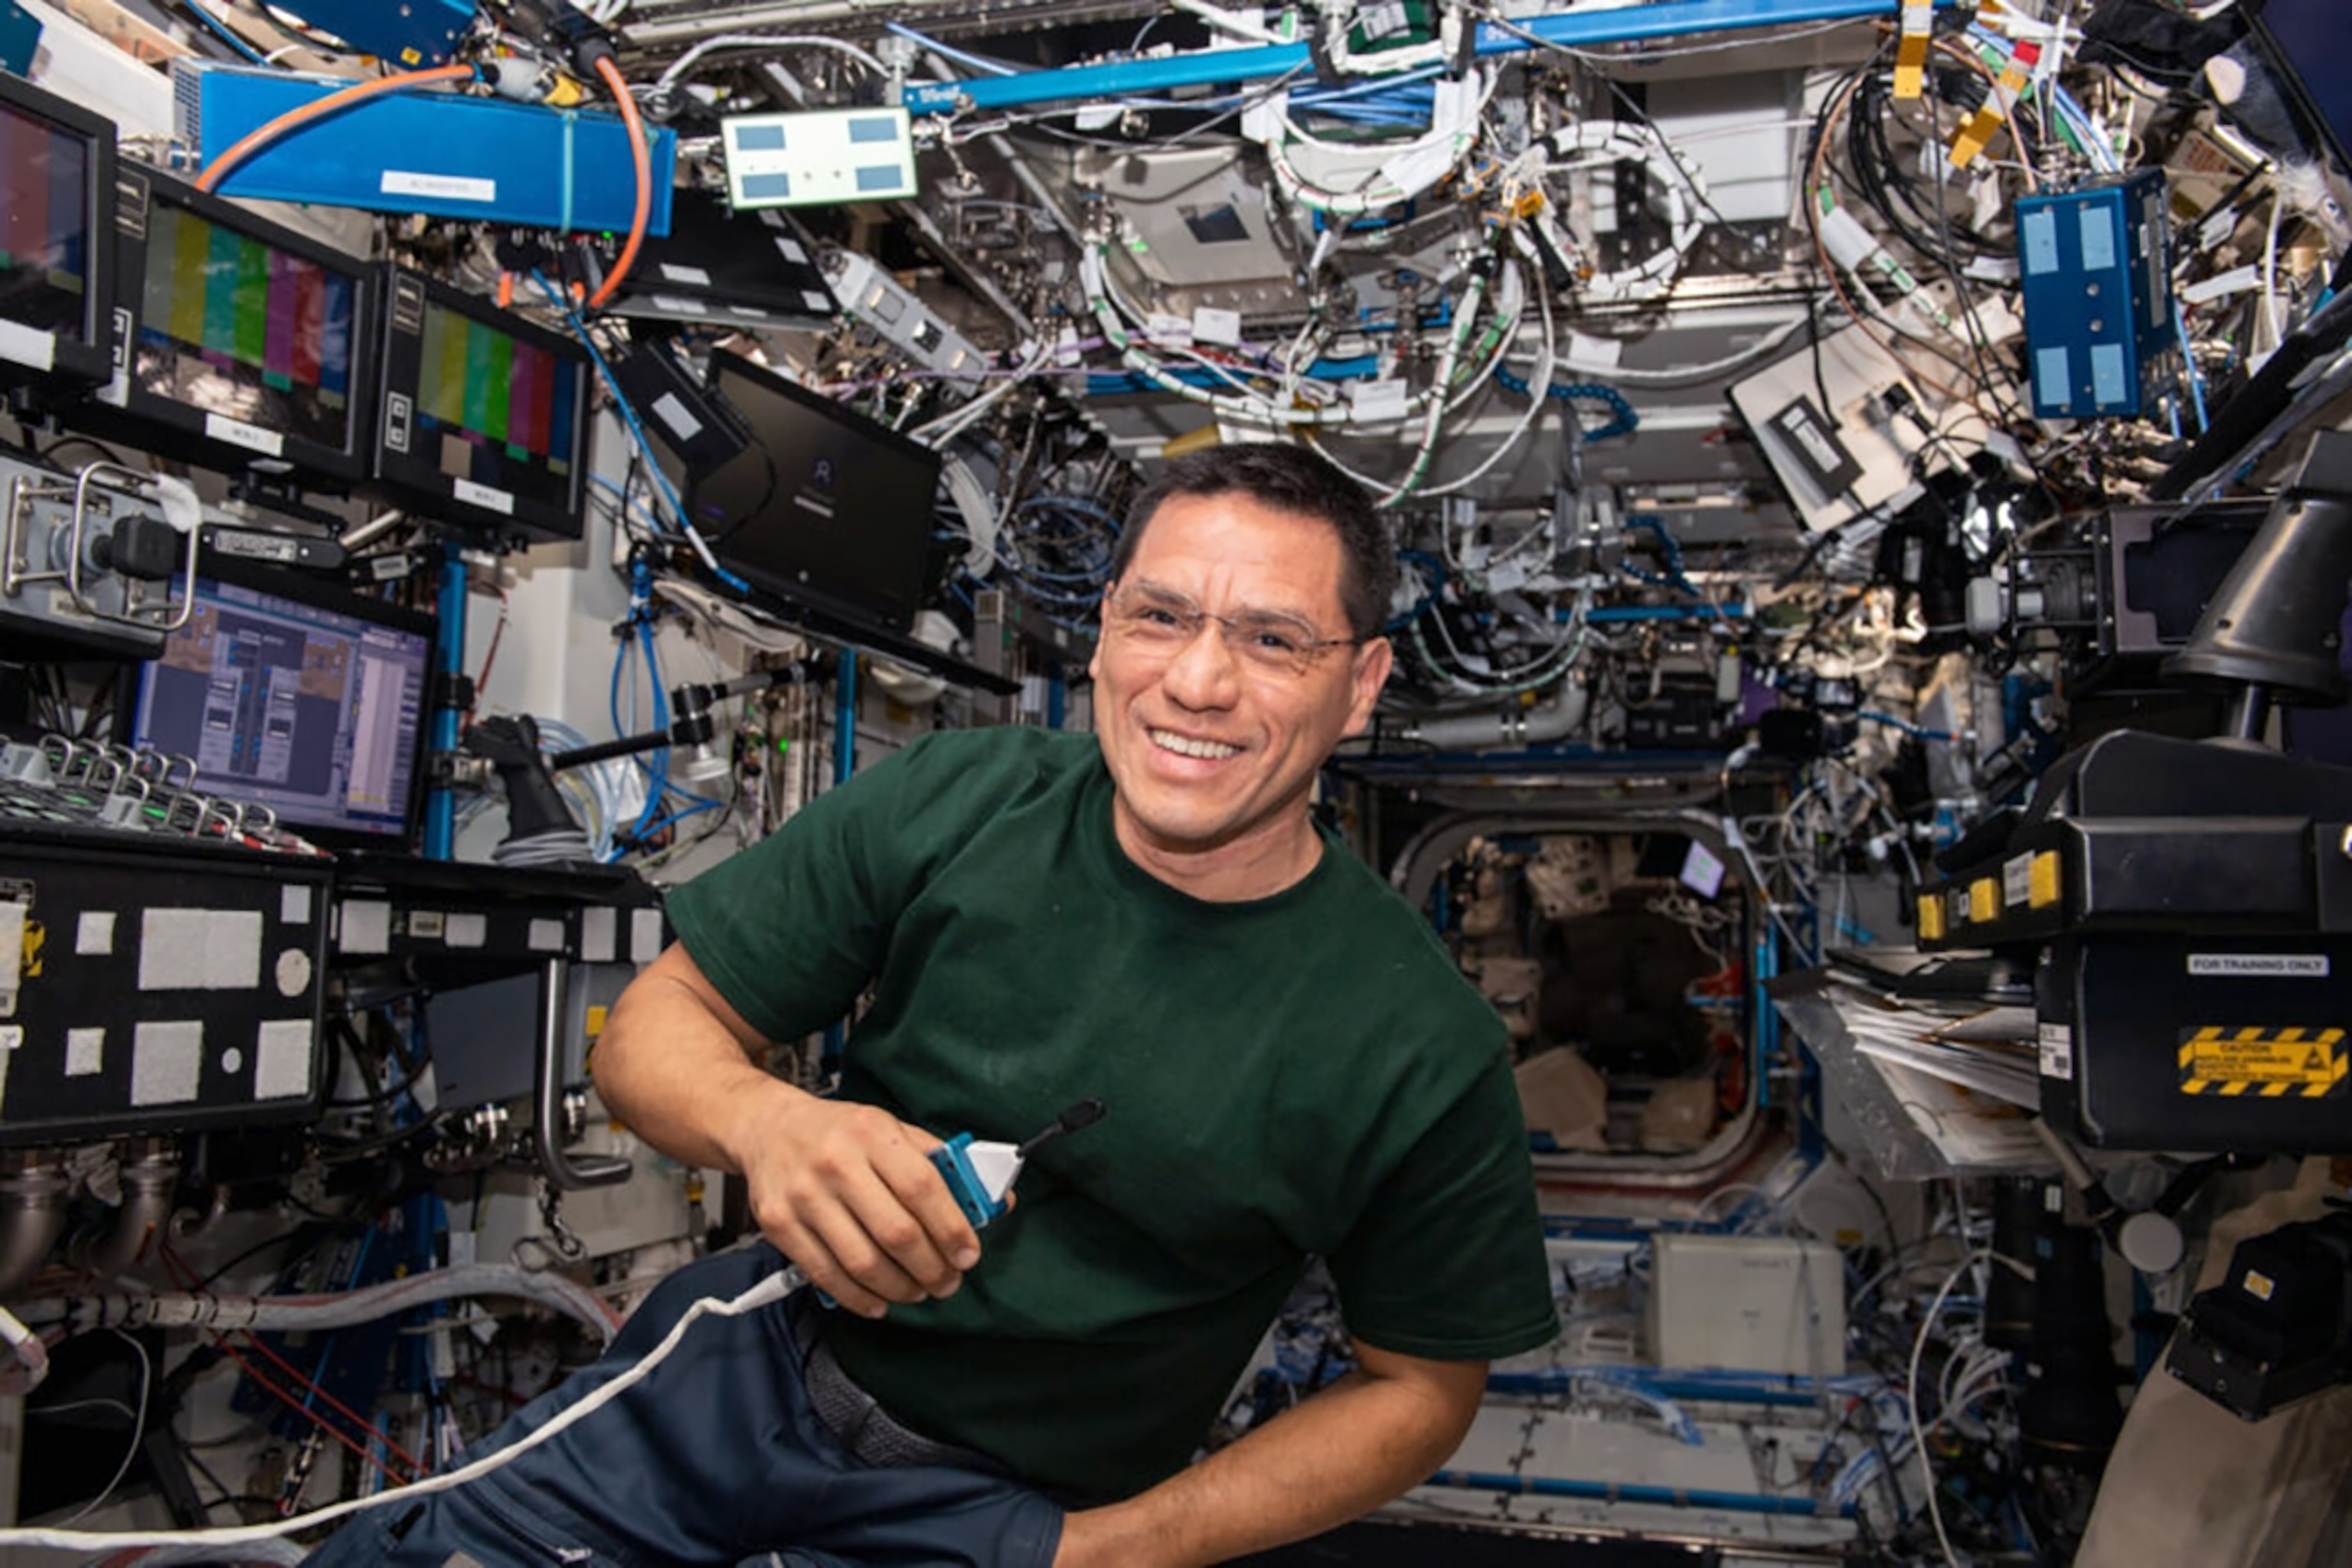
left=904, top=0, right=1932, bottom=116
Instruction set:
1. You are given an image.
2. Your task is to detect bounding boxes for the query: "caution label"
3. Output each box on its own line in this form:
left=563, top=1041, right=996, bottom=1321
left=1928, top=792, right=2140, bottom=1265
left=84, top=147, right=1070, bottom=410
left=2177, top=1027, right=2348, bottom=1099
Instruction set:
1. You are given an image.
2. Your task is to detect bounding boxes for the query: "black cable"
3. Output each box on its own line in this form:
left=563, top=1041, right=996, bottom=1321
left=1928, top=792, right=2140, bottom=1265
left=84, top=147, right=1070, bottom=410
left=325, top=1016, right=425, bottom=1109
left=194, top=1221, right=338, bottom=1292
left=312, top=1109, right=449, bottom=1161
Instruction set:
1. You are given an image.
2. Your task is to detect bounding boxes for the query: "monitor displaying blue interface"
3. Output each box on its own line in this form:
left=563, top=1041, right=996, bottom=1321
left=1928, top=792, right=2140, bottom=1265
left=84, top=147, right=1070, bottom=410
left=127, top=573, right=434, bottom=845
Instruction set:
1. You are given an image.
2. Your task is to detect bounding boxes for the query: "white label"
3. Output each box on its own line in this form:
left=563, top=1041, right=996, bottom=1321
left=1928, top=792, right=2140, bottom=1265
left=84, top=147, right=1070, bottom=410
left=445, top=912, right=488, bottom=949
left=409, top=910, right=445, bottom=939
left=139, top=909, right=263, bottom=991
left=204, top=413, right=286, bottom=458
left=254, top=1018, right=313, bottom=1099
left=658, top=263, right=713, bottom=286
left=773, top=235, right=808, bottom=264
left=1566, top=331, right=1624, bottom=369
left=76, top=911, right=116, bottom=956
left=528, top=918, right=565, bottom=952
left=0, top=319, right=55, bottom=372
left=631, top=908, right=665, bottom=965
left=282, top=885, right=312, bottom=925
left=580, top=906, right=618, bottom=964
left=452, top=478, right=515, bottom=517
left=1350, top=377, right=1410, bottom=423
left=65, top=1027, right=104, bottom=1077
left=381, top=170, right=497, bottom=204
left=1191, top=307, right=1243, bottom=348
left=340, top=899, right=392, bottom=956
left=130, top=1019, right=204, bottom=1106
left=2188, top=954, right=2330, bottom=978
left=0, top=902, right=19, bottom=993
left=2038, top=1021, right=2073, bottom=1081
left=652, top=392, right=704, bottom=443
left=1145, top=312, right=1194, bottom=348
left=2004, top=854, right=2034, bottom=908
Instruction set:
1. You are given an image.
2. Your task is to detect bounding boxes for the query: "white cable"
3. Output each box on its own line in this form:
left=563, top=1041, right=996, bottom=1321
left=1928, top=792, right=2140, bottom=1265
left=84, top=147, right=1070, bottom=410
left=0, top=1267, right=804, bottom=1551
left=652, top=34, right=888, bottom=96
left=1909, top=1249, right=1991, bottom=1568
left=910, top=339, right=1054, bottom=446
left=1419, top=250, right=1553, bottom=498
left=0, top=1304, right=50, bottom=1393
left=57, top=1329, right=148, bottom=1527
left=1531, top=119, right=1709, bottom=304
left=1554, top=313, right=1811, bottom=384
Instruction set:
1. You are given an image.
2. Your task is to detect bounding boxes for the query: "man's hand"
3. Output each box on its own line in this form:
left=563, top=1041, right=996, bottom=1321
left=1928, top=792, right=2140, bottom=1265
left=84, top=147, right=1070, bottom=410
left=590, top=945, right=982, bottom=1318
left=724, top=1085, right=982, bottom=1318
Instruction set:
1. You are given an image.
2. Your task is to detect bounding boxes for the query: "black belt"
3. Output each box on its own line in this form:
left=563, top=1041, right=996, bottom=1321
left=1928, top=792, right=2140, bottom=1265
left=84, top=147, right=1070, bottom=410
left=789, top=1295, right=1009, bottom=1475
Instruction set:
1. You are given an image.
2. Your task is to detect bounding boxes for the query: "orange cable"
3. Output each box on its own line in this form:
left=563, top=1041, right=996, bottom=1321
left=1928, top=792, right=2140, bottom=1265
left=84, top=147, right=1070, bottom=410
left=586, top=54, right=650, bottom=310
left=196, top=63, right=477, bottom=194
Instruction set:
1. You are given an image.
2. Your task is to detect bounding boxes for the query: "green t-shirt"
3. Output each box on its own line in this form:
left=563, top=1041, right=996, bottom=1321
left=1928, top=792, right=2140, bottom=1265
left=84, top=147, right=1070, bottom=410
left=665, top=727, right=1556, bottom=1500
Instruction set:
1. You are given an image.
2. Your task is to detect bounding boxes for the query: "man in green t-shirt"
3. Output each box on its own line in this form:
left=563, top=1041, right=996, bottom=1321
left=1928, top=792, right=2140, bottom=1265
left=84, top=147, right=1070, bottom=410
left=305, top=443, right=1555, bottom=1568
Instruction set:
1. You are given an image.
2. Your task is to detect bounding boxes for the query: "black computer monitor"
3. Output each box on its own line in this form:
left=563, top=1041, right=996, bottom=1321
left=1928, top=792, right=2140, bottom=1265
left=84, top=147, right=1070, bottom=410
left=374, top=266, right=590, bottom=543
left=0, top=70, right=116, bottom=390
left=122, top=557, right=436, bottom=851
left=79, top=166, right=375, bottom=485
left=688, top=348, right=942, bottom=636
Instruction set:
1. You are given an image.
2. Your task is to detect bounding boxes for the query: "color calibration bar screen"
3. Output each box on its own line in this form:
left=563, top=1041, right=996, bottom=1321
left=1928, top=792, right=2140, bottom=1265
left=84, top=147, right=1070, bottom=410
left=0, top=103, right=92, bottom=341
left=134, top=202, right=356, bottom=452
left=414, top=300, right=580, bottom=508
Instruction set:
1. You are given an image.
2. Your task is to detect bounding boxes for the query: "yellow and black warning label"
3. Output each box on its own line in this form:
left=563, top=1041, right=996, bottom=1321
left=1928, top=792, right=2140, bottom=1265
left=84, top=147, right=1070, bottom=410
left=2177, top=1027, right=2348, bottom=1098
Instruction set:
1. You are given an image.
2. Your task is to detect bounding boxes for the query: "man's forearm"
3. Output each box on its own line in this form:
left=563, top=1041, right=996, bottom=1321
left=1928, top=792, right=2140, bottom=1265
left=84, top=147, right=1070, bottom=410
left=1054, top=1355, right=1484, bottom=1568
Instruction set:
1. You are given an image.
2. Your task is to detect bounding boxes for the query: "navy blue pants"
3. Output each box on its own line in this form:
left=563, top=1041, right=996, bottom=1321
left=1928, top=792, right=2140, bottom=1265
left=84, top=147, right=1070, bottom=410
left=301, top=1244, right=1065, bottom=1568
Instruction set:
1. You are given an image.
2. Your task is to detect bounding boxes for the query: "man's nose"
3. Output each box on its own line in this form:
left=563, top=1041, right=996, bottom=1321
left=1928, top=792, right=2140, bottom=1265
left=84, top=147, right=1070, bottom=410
left=1159, top=619, right=1243, bottom=709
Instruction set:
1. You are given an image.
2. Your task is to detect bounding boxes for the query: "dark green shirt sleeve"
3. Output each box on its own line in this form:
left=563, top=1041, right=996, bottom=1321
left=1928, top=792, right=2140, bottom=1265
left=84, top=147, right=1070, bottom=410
left=1324, top=1045, right=1560, bottom=1362
left=665, top=732, right=955, bottom=1043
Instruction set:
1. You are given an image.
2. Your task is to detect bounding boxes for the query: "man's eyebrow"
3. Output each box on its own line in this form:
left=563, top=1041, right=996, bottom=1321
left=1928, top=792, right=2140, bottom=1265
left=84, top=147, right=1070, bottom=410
left=1124, top=577, right=1324, bottom=625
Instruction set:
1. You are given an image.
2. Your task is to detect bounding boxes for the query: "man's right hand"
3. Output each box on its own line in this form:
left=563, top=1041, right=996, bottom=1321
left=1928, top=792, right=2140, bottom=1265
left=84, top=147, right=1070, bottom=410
left=724, top=1083, right=982, bottom=1318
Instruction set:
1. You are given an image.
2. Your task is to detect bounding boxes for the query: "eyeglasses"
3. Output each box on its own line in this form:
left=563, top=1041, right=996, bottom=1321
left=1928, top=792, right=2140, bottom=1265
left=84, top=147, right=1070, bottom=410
left=1102, top=585, right=1364, bottom=678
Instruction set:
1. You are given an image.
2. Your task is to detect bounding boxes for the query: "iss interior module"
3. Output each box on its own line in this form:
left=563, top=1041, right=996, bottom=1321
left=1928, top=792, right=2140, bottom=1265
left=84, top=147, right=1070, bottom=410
left=1, top=0, right=2350, bottom=1561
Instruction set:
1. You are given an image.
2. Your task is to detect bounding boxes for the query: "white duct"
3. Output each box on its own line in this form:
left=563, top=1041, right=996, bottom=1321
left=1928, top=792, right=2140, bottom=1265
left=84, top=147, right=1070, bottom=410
left=1403, top=677, right=1591, bottom=750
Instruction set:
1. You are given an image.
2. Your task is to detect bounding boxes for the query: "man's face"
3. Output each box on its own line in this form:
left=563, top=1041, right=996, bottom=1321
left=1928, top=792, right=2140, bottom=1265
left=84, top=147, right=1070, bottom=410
left=1089, top=490, right=1393, bottom=873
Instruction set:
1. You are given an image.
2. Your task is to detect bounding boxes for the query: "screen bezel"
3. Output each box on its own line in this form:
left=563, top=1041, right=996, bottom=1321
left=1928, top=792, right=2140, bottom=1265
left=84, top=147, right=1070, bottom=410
left=117, top=550, right=439, bottom=854
left=2249, top=0, right=2352, bottom=178
left=372, top=266, right=591, bottom=544
left=82, top=167, right=377, bottom=487
left=691, top=348, right=943, bottom=638
left=0, top=69, right=118, bottom=390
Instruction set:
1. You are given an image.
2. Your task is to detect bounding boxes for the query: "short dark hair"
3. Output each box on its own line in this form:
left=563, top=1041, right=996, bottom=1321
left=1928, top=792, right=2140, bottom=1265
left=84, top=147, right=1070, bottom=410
left=1110, top=443, right=1398, bottom=641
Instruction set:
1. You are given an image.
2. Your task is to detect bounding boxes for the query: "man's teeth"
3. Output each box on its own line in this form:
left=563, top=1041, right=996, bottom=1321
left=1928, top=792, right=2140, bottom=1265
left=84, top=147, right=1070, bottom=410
left=1152, top=729, right=1240, bottom=760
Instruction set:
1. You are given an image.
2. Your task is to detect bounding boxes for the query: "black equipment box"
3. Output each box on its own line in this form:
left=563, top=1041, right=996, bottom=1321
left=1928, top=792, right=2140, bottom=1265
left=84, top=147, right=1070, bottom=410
left=1922, top=730, right=2352, bottom=1152
left=0, top=824, right=332, bottom=1143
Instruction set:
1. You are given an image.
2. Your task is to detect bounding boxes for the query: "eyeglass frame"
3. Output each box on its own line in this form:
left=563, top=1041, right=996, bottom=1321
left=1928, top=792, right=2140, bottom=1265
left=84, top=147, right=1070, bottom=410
left=1098, top=581, right=1374, bottom=676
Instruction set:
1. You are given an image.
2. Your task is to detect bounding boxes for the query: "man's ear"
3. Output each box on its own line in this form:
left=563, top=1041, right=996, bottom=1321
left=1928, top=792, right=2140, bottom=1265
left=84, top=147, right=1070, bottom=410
left=1343, top=637, right=1394, bottom=738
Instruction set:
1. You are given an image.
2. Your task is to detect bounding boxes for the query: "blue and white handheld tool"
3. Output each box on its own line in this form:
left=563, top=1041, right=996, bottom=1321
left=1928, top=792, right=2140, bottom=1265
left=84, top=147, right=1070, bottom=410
left=929, top=1098, right=1107, bottom=1230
